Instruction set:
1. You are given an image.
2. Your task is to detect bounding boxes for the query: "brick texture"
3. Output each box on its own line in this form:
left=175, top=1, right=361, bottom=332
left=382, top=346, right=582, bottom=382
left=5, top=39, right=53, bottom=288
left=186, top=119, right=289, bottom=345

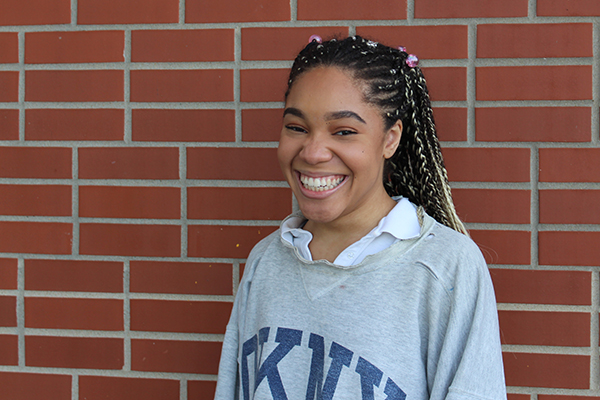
left=130, top=70, right=233, bottom=102
left=452, top=189, right=530, bottom=224
left=415, top=0, right=528, bottom=18
left=188, top=225, right=278, bottom=258
left=0, top=372, right=71, bottom=400
left=539, top=231, right=600, bottom=266
left=539, top=148, right=600, bottom=182
left=186, top=0, right=290, bottom=23
left=0, top=184, right=71, bottom=216
left=0, top=222, right=72, bottom=254
left=0, top=335, right=18, bottom=365
left=0, top=0, right=70, bottom=26
left=79, top=376, right=180, bottom=400
left=0, top=110, right=19, bottom=140
left=442, top=148, right=530, bottom=182
left=538, top=0, right=600, bottom=16
left=0, top=296, right=17, bottom=326
left=78, top=0, right=179, bottom=24
left=470, top=230, right=531, bottom=265
left=0, top=147, right=71, bottom=179
left=25, top=70, right=124, bottom=102
left=187, top=148, right=282, bottom=181
left=0, top=71, right=19, bottom=102
left=241, top=69, right=289, bottom=102
left=188, top=381, right=217, bottom=400
left=423, top=67, right=466, bottom=101
left=0, top=259, right=18, bottom=290
left=25, top=298, right=123, bottom=330
left=503, top=353, right=590, bottom=389
left=26, top=109, right=124, bottom=141
left=498, top=310, right=589, bottom=346
left=242, top=109, right=283, bottom=141
left=298, top=0, right=406, bottom=20
left=540, top=189, right=600, bottom=224
left=25, top=31, right=124, bottom=64
left=0, top=33, right=18, bottom=63
left=26, top=336, right=123, bottom=369
left=131, top=339, right=222, bottom=374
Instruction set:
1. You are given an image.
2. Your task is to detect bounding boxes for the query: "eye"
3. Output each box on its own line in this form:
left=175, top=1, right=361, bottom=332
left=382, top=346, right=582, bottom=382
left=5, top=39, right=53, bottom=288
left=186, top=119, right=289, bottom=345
left=285, top=125, right=307, bottom=133
left=334, top=130, right=357, bottom=136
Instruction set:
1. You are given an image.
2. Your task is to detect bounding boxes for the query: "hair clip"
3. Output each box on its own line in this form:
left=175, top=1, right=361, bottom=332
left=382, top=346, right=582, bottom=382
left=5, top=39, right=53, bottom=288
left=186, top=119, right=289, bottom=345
left=406, top=54, right=419, bottom=68
left=397, top=46, right=407, bottom=53
left=308, top=34, right=322, bottom=43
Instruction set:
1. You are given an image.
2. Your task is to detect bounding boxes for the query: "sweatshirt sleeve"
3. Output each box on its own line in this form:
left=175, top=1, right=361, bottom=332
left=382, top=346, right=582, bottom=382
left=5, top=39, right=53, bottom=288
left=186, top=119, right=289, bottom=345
left=213, top=306, right=240, bottom=400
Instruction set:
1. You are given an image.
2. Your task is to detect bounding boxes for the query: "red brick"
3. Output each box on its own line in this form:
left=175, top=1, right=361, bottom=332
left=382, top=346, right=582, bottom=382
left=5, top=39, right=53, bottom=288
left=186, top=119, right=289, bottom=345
left=26, top=336, right=123, bottom=369
left=540, top=148, right=600, bottom=182
left=188, top=187, right=292, bottom=220
left=0, top=335, right=18, bottom=365
left=0, top=259, right=17, bottom=290
left=80, top=223, right=180, bottom=257
left=130, top=70, right=233, bottom=102
left=242, top=27, right=348, bottom=61
left=78, top=147, right=179, bottom=180
left=0, top=185, right=71, bottom=216
left=0, top=222, right=71, bottom=254
left=132, top=29, right=234, bottom=62
left=0, top=0, right=70, bottom=25
left=25, top=298, right=123, bottom=331
left=132, top=109, right=235, bottom=142
left=130, top=300, right=232, bottom=334
left=470, top=230, right=530, bottom=265
left=242, top=109, right=282, bottom=142
left=241, top=69, right=288, bottom=102
left=540, top=190, right=600, bottom=224
left=442, top=148, right=530, bottom=182
left=79, top=186, right=180, bottom=219
left=79, top=376, right=179, bottom=400
left=503, top=352, right=589, bottom=389
left=298, top=0, right=405, bottom=20
left=186, top=0, right=290, bottom=23
left=78, top=0, right=178, bottom=24
left=0, top=71, right=18, bottom=102
left=0, top=296, right=16, bottom=327
left=188, top=225, right=278, bottom=258
left=452, top=189, right=530, bottom=224
left=433, top=108, right=467, bottom=141
left=187, top=147, right=282, bottom=181
left=508, top=395, right=531, bottom=400
left=357, top=26, right=468, bottom=59
left=477, top=66, right=592, bottom=101
left=499, top=310, right=589, bottom=346
left=539, top=231, right=600, bottom=266
left=0, top=147, right=71, bottom=179
left=0, top=33, right=18, bottom=63
left=130, top=261, right=232, bottom=295
left=25, top=31, right=124, bottom=64
left=25, top=259, right=123, bottom=293
left=0, top=372, right=71, bottom=400
left=26, top=70, right=123, bottom=102
left=131, top=339, right=221, bottom=374
left=491, top=269, right=591, bottom=305
left=26, top=109, right=124, bottom=141
left=476, top=107, right=590, bottom=142
left=477, top=23, right=592, bottom=58
left=0, top=109, right=18, bottom=140
left=540, top=396, right=600, bottom=400
left=188, top=381, right=217, bottom=400
left=415, top=0, right=527, bottom=18
left=538, top=0, right=600, bottom=16
left=423, top=67, right=466, bottom=101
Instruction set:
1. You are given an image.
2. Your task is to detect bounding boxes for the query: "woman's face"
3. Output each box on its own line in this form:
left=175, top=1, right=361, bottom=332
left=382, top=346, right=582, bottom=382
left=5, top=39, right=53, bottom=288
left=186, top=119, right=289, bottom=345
left=277, top=67, right=402, bottom=226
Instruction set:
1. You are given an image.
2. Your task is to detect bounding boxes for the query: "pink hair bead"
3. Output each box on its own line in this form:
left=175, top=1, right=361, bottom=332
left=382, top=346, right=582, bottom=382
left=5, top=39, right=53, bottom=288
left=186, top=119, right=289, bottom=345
left=406, top=54, right=419, bottom=67
left=308, top=35, right=322, bottom=43
left=398, top=46, right=407, bottom=53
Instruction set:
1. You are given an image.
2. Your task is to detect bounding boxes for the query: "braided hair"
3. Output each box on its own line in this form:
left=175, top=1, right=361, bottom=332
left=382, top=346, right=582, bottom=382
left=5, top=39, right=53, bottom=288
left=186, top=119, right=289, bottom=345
left=286, top=35, right=467, bottom=235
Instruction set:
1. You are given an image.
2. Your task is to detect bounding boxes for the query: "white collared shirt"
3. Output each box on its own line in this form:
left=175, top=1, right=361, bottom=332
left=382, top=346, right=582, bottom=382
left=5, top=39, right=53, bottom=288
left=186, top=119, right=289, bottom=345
left=281, top=197, right=421, bottom=266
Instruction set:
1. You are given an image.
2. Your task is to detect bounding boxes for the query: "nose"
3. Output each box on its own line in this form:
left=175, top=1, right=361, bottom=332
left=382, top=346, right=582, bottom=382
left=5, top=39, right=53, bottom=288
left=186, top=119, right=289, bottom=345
left=299, top=134, right=333, bottom=165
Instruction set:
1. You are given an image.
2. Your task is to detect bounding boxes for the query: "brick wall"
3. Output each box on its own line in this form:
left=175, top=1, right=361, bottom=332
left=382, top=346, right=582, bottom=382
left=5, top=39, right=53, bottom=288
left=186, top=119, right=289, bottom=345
left=0, top=0, right=599, bottom=399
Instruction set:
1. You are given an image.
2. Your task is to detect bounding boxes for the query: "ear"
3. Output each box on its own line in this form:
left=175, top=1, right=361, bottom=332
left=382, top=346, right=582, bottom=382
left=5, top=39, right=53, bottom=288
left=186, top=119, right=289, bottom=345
left=383, top=120, right=402, bottom=159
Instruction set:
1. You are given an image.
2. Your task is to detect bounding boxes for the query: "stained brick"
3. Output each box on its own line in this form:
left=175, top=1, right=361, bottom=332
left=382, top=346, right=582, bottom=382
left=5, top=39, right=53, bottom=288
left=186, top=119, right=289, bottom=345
left=79, top=186, right=180, bottom=219
left=0, top=185, right=71, bottom=216
left=0, top=372, right=71, bottom=400
left=476, top=107, right=590, bottom=142
left=538, top=0, right=600, bottom=16
left=470, top=230, right=530, bottom=265
left=433, top=108, right=467, bottom=141
left=0, top=296, right=17, bottom=327
left=0, top=109, right=18, bottom=140
left=130, top=70, right=233, bottom=102
left=0, top=259, right=18, bottom=290
left=130, top=300, right=232, bottom=334
left=415, top=0, right=527, bottom=18
left=539, top=231, right=600, bottom=266
left=0, top=71, right=18, bottom=102
left=187, top=147, right=282, bottom=181
left=0, top=33, right=18, bottom=63
left=186, top=0, right=290, bottom=23
left=132, top=29, right=234, bottom=62
left=540, top=190, right=600, bottom=224
left=188, top=225, right=278, bottom=258
left=132, top=109, right=235, bottom=142
left=242, top=109, right=282, bottom=141
left=188, top=187, right=292, bottom=220
left=78, top=147, right=179, bottom=180
left=0, top=0, right=70, bottom=26
left=26, top=109, right=124, bottom=141
left=25, top=31, right=124, bottom=64
left=0, top=147, right=71, bottom=179
left=241, top=69, right=288, bottom=102
left=477, top=66, right=592, bottom=101
left=130, top=261, right=232, bottom=295
left=25, top=259, right=123, bottom=293
left=0, top=335, right=18, bottom=365
left=26, top=70, right=123, bottom=102
left=477, top=23, right=592, bottom=58
left=188, top=381, right=217, bottom=400
left=0, top=222, right=71, bottom=254
left=242, top=27, right=348, bottom=61
left=26, top=336, right=123, bottom=369
left=452, top=189, right=530, bottom=224
left=25, top=298, right=123, bottom=331
left=80, top=223, right=181, bottom=257
left=442, top=148, right=530, bottom=182
left=498, top=310, right=589, bottom=346
left=423, top=67, right=466, bottom=101
left=356, top=26, right=468, bottom=59
left=490, top=269, right=591, bottom=305
left=540, top=148, right=600, bottom=182
left=78, top=0, right=178, bottom=24
left=79, top=376, right=180, bottom=400
left=503, top=353, right=589, bottom=389
left=131, top=339, right=221, bottom=374
left=298, top=0, right=405, bottom=20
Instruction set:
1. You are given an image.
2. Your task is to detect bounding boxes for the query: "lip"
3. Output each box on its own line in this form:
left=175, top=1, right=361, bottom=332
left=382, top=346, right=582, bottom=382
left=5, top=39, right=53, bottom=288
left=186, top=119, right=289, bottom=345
left=294, top=170, right=348, bottom=199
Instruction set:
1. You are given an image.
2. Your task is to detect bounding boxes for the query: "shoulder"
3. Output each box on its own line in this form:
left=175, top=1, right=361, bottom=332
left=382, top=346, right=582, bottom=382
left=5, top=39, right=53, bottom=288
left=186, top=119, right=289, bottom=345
left=241, top=228, right=285, bottom=282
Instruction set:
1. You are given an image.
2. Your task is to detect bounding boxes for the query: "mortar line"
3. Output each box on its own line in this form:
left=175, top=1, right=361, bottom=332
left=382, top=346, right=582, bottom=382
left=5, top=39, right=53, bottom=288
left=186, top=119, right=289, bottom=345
left=234, top=27, right=242, bottom=143
left=590, top=271, right=599, bottom=390
left=179, top=0, right=185, bottom=24
left=466, top=24, right=476, bottom=144
left=123, top=29, right=132, bottom=143
left=72, top=147, right=80, bottom=256
left=530, top=144, right=539, bottom=269
left=180, top=145, right=188, bottom=258
left=290, top=0, right=297, bottom=21
left=591, top=22, right=599, bottom=144
left=71, top=0, right=77, bottom=25
left=72, top=373, right=78, bottom=400
left=17, top=258, right=25, bottom=367
left=18, top=31, right=25, bottom=142
left=528, top=0, right=537, bottom=19
left=406, top=0, right=415, bottom=23
left=123, top=260, right=131, bottom=371
left=180, top=378, right=187, bottom=400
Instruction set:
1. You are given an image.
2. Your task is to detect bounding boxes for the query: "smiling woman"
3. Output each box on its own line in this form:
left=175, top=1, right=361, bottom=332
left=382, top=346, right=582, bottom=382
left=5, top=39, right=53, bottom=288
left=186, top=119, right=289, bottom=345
left=215, top=36, right=506, bottom=400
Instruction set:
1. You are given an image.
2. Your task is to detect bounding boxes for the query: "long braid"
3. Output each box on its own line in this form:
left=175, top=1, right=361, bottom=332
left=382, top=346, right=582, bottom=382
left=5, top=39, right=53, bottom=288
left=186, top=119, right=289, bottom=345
left=287, top=36, right=467, bottom=235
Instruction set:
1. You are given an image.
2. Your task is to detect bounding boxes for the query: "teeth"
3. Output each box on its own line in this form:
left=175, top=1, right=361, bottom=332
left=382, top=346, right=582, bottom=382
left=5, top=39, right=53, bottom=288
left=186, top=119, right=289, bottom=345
left=300, top=174, right=344, bottom=192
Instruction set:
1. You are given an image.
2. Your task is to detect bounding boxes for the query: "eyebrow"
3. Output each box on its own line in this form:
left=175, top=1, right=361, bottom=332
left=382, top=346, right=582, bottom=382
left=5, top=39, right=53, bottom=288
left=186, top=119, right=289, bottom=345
left=283, top=107, right=366, bottom=124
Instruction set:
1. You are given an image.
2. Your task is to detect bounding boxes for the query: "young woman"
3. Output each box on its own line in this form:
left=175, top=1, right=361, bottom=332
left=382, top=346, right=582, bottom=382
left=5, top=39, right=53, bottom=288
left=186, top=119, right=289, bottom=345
left=214, top=36, right=506, bottom=400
